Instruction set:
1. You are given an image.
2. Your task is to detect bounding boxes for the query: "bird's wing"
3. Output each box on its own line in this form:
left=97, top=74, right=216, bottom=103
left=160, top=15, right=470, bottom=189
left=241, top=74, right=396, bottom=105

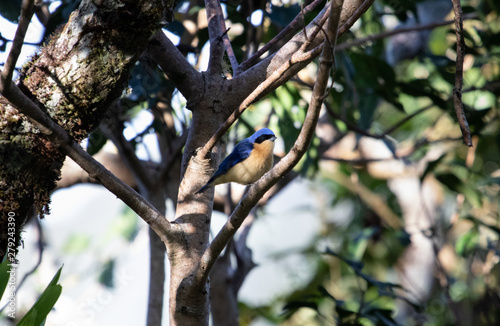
left=212, top=139, right=253, bottom=179
left=195, top=140, right=254, bottom=194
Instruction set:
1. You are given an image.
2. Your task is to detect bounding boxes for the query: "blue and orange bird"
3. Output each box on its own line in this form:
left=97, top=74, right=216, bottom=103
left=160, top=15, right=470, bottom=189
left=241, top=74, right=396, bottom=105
left=196, top=128, right=277, bottom=194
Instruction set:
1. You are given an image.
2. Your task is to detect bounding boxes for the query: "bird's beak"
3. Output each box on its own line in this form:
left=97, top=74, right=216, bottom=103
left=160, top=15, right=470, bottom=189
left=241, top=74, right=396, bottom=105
left=271, top=136, right=277, bottom=141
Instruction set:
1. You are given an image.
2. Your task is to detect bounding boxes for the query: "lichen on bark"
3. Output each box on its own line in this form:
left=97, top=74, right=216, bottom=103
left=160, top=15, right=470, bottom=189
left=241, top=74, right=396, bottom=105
left=0, top=101, right=64, bottom=259
left=1, top=0, right=176, bottom=259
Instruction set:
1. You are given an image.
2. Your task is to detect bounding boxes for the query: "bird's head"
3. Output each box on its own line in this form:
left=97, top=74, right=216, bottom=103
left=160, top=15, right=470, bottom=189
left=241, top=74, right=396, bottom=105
left=249, top=128, right=277, bottom=144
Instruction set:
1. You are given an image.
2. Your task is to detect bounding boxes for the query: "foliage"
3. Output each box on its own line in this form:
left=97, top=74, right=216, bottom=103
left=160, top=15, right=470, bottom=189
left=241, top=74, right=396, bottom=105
left=0, top=260, right=63, bottom=325
left=1, top=0, right=500, bottom=325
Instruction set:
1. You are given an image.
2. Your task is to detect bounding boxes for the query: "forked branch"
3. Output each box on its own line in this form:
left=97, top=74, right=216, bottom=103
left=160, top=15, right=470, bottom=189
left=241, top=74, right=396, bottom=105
left=195, top=0, right=345, bottom=287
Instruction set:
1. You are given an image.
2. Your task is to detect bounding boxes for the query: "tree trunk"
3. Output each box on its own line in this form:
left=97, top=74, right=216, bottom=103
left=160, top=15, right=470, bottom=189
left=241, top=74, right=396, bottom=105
left=0, top=0, right=174, bottom=259
left=167, top=103, right=229, bottom=325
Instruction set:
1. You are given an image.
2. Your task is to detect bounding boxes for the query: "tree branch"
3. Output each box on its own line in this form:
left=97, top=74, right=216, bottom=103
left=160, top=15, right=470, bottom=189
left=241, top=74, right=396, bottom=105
left=0, top=82, right=173, bottom=242
left=0, top=0, right=35, bottom=85
left=198, top=7, right=334, bottom=159
left=198, top=45, right=322, bottom=159
left=335, top=13, right=477, bottom=52
left=195, top=0, right=345, bottom=287
left=237, top=0, right=326, bottom=74
left=228, top=0, right=374, bottom=116
left=216, top=2, right=239, bottom=75
left=451, top=0, right=472, bottom=147
left=205, top=0, right=225, bottom=75
left=148, top=31, right=203, bottom=102
left=100, top=111, right=156, bottom=193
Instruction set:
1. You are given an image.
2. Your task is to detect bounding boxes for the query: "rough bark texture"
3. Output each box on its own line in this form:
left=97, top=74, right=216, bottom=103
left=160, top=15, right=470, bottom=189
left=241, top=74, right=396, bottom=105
left=167, top=103, right=229, bottom=325
left=165, top=2, right=374, bottom=324
left=0, top=0, right=175, bottom=258
left=0, top=102, right=64, bottom=258
left=1, top=0, right=375, bottom=323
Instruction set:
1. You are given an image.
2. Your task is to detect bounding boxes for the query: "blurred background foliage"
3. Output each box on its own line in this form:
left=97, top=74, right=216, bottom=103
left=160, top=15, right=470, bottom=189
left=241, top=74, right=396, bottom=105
left=1, top=0, right=500, bottom=325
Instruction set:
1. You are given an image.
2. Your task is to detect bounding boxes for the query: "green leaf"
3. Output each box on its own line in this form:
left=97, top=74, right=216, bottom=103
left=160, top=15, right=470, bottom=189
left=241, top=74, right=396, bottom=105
left=99, top=259, right=115, bottom=288
left=349, top=227, right=380, bottom=260
left=18, top=266, right=63, bottom=326
left=399, top=80, right=448, bottom=110
left=455, top=227, right=479, bottom=256
left=436, top=173, right=482, bottom=207
left=0, top=259, right=11, bottom=300
left=87, top=129, right=107, bottom=156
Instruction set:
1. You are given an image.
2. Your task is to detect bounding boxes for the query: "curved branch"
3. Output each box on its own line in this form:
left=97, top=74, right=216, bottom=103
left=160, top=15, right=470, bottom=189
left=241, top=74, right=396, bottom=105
left=200, top=0, right=375, bottom=158
left=195, top=0, right=345, bottom=287
left=198, top=5, right=335, bottom=158
left=0, top=0, right=35, bottom=85
left=237, top=0, right=326, bottom=74
left=233, top=0, right=374, bottom=91
left=148, top=31, right=203, bottom=102
left=198, top=44, right=322, bottom=159
left=335, top=13, right=478, bottom=52
left=0, top=82, right=173, bottom=243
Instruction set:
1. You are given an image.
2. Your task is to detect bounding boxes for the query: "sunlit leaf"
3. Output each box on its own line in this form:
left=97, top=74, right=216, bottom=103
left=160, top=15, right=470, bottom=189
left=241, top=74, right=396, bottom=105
left=18, top=266, right=63, bottom=326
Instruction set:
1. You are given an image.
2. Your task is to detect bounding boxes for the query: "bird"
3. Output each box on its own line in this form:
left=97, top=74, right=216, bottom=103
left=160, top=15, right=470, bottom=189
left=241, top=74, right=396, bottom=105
left=196, top=128, right=277, bottom=194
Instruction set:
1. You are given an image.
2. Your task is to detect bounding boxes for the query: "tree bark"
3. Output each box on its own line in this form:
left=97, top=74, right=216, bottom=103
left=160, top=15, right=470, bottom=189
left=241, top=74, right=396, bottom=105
left=1, top=0, right=377, bottom=324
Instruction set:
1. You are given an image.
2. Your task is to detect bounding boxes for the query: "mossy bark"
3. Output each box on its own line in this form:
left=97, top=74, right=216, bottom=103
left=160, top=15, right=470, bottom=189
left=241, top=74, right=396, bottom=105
left=0, top=0, right=175, bottom=259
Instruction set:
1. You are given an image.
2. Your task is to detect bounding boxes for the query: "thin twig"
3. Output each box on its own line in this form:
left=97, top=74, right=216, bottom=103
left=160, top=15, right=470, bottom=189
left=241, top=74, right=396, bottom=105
left=238, top=0, right=325, bottom=73
left=198, top=7, right=332, bottom=159
left=335, top=13, right=477, bottom=52
left=451, top=0, right=472, bottom=147
left=216, top=2, right=239, bottom=75
left=195, top=0, right=345, bottom=287
left=382, top=105, right=433, bottom=135
left=0, top=0, right=35, bottom=85
left=100, top=118, right=155, bottom=192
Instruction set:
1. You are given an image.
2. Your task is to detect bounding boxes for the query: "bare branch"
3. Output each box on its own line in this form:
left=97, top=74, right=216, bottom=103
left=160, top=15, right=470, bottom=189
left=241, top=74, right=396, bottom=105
left=198, top=45, right=321, bottom=159
left=0, top=0, right=35, bottom=85
left=100, top=116, right=155, bottom=192
left=231, top=0, right=374, bottom=110
left=158, top=130, right=188, bottom=182
left=0, top=81, right=173, bottom=242
left=205, top=0, right=225, bottom=75
left=216, top=2, right=239, bottom=75
left=195, top=0, right=345, bottom=287
left=237, top=0, right=326, bottom=74
left=197, top=8, right=334, bottom=159
left=335, top=13, right=478, bottom=52
left=451, top=0, right=472, bottom=146
left=148, top=31, right=203, bottom=102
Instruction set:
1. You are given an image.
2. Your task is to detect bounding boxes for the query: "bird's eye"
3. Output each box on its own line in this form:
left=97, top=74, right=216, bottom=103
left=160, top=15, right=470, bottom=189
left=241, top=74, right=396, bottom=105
left=255, top=134, right=275, bottom=144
